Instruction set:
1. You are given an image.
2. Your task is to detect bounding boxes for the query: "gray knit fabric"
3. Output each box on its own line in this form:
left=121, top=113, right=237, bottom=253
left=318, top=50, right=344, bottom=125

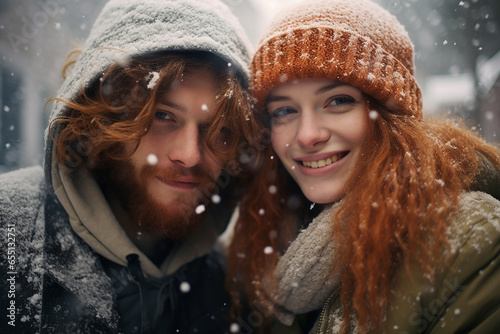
left=263, top=203, right=341, bottom=326
left=43, top=0, right=253, bottom=182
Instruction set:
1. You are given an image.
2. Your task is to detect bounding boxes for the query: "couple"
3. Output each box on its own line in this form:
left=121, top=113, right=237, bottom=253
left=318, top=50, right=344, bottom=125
left=1, top=0, right=499, bottom=333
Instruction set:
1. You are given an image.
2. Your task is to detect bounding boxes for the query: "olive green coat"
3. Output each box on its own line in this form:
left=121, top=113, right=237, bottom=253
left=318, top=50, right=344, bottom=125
left=272, top=191, right=500, bottom=334
left=315, top=191, right=500, bottom=333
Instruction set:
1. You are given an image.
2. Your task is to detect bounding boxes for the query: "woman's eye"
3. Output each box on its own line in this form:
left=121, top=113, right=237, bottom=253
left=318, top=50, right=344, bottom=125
left=327, top=96, right=355, bottom=107
left=155, top=111, right=173, bottom=121
left=270, top=106, right=297, bottom=119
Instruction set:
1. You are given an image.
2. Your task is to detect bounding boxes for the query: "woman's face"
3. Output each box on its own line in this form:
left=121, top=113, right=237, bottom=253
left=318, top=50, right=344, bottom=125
left=267, top=78, right=369, bottom=204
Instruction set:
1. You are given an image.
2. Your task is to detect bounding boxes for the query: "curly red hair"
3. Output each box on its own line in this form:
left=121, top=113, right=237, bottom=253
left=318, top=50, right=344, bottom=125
left=227, top=97, right=500, bottom=332
left=50, top=51, right=262, bottom=176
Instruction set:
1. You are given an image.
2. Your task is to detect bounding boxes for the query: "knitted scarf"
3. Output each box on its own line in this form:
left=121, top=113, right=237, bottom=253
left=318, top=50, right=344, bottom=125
left=261, top=203, right=341, bottom=326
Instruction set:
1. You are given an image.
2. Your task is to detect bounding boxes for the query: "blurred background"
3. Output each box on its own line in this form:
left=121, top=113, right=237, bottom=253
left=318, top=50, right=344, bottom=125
left=0, top=0, right=499, bottom=173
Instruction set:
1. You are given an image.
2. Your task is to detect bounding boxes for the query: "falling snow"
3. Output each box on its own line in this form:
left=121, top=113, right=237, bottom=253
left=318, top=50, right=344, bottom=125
left=369, top=110, right=378, bottom=120
left=229, top=323, right=240, bottom=333
left=195, top=205, right=205, bottom=214
left=114, top=53, right=131, bottom=68
left=211, top=194, right=221, bottom=204
left=1, top=4, right=499, bottom=331
left=179, top=281, right=191, bottom=293
left=146, top=153, right=158, bottom=165
left=146, top=71, right=160, bottom=90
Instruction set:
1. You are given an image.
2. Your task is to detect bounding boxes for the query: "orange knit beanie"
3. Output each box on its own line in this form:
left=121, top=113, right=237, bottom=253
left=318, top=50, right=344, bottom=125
left=251, top=0, right=422, bottom=118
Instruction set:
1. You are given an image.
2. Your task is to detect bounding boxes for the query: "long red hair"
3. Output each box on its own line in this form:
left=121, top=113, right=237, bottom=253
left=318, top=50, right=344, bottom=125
left=227, top=96, right=500, bottom=332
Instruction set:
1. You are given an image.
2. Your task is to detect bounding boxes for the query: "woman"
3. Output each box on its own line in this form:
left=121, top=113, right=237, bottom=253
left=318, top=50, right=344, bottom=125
left=227, top=0, right=500, bottom=333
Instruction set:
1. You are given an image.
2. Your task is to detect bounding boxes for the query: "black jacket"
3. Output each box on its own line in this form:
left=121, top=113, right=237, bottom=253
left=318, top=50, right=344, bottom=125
left=0, top=167, right=233, bottom=333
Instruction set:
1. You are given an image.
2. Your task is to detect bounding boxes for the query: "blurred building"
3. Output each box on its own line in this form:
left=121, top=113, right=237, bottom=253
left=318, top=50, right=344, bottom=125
left=423, top=50, right=500, bottom=143
left=0, top=0, right=108, bottom=173
left=479, top=51, right=500, bottom=143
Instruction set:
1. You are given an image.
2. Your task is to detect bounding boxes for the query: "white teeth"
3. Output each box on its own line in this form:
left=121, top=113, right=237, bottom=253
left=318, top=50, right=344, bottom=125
left=302, top=154, right=340, bottom=168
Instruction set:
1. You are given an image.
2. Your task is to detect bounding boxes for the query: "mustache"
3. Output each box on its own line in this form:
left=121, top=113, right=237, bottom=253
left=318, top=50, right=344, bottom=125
left=140, top=164, right=214, bottom=184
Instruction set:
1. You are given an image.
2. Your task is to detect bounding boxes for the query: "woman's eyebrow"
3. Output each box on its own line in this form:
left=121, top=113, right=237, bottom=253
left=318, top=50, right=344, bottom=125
left=315, top=81, right=346, bottom=95
left=266, top=95, right=291, bottom=104
left=267, top=81, right=349, bottom=104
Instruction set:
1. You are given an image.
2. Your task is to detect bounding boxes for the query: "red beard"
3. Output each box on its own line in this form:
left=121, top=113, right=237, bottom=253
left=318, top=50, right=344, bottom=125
left=104, top=159, right=217, bottom=240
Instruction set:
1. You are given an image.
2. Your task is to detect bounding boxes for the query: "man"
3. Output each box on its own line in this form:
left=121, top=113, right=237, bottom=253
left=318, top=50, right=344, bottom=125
left=0, top=0, right=260, bottom=332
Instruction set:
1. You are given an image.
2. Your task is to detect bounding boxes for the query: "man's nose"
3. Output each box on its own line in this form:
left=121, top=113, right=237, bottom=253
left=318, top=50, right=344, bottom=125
left=167, top=124, right=202, bottom=168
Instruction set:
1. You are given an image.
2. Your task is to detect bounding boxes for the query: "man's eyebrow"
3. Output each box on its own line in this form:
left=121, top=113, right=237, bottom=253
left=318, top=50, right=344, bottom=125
left=157, top=100, right=186, bottom=113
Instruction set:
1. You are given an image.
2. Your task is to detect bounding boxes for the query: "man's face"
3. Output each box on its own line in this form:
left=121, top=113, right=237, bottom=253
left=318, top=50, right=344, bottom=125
left=108, top=69, right=225, bottom=239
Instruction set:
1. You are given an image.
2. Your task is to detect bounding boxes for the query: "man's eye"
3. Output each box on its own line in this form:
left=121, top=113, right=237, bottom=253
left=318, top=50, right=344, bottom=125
left=327, top=96, right=355, bottom=107
left=155, top=111, right=172, bottom=121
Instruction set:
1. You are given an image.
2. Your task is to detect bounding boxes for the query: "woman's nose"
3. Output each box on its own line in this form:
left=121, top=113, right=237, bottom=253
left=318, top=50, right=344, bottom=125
left=296, top=111, right=330, bottom=148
